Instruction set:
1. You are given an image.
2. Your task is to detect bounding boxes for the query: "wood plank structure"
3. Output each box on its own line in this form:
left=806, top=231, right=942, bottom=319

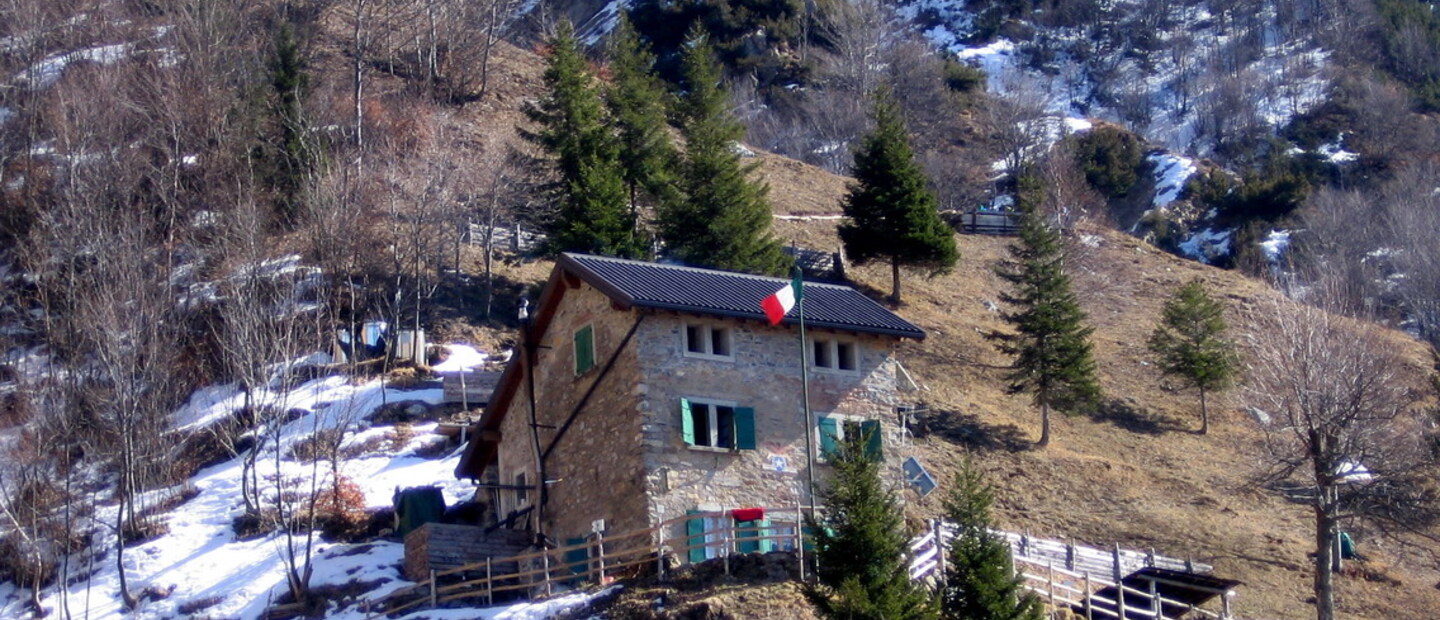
left=955, top=210, right=1022, bottom=235
left=440, top=370, right=501, bottom=407
left=909, top=525, right=1238, bottom=620
left=366, top=507, right=1237, bottom=620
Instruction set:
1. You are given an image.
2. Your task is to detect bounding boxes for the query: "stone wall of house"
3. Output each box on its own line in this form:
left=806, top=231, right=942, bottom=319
left=631, top=314, right=910, bottom=544
left=495, top=281, right=651, bottom=543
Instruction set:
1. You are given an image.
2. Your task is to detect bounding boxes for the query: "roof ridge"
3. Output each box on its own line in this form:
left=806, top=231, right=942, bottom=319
left=562, top=252, right=854, bottom=291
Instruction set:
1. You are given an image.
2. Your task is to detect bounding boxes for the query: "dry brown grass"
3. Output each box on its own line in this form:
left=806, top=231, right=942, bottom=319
left=318, top=34, right=1440, bottom=618
left=817, top=221, right=1440, bottom=620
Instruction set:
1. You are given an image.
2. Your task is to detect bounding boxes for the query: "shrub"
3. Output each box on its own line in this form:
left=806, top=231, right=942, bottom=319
left=941, top=59, right=986, bottom=94
left=312, top=474, right=370, bottom=542
left=1073, top=126, right=1145, bottom=197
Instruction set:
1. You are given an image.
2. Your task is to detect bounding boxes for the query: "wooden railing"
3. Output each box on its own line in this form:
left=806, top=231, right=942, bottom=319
left=909, top=523, right=1232, bottom=620
left=367, top=511, right=1232, bottom=620
left=365, top=507, right=808, bottom=618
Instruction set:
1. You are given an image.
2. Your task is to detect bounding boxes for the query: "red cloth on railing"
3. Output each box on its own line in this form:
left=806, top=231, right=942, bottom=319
left=730, top=507, right=765, bottom=522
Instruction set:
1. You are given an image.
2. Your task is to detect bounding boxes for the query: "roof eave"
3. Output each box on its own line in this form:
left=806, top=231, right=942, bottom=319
left=628, top=299, right=925, bottom=340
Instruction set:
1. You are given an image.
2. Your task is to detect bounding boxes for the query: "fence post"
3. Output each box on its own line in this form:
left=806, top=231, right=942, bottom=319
left=657, top=524, right=667, bottom=583
left=932, top=519, right=947, bottom=588
left=542, top=550, right=552, bottom=597
left=485, top=557, right=493, bottom=606
left=1083, top=571, right=1093, bottom=620
left=1222, top=591, right=1232, bottom=619
left=1047, top=560, right=1056, bottom=608
left=1113, top=543, right=1126, bottom=619
left=1067, top=539, right=1076, bottom=571
left=1147, top=547, right=1156, bottom=568
left=722, top=526, right=731, bottom=576
left=596, top=531, right=607, bottom=585
left=795, top=501, right=807, bottom=582
left=1149, top=575, right=1161, bottom=619
left=428, top=569, right=437, bottom=609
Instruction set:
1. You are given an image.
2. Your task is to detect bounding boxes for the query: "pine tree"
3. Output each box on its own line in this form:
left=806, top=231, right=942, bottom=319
left=524, top=20, right=644, bottom=259
left=807, top=433, right=938, bottom=620
left=656, top=28, right=787, bottom=275
left=941, top=461, right=1043, bottom=620
left=1147, top=279, right=1239, bottom=435
left=992, top=198, right=1101, bottom=448
left=605, top=15, right=678, bottom=221
left=839, top=86, right=959, bottom=305
left=266, top=23, right=317, bottom=228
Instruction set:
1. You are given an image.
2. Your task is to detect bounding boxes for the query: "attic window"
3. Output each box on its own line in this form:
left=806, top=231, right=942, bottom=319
left=684, top=323, right=733, bottom=360
left=812, top=337, right=858, bottom=372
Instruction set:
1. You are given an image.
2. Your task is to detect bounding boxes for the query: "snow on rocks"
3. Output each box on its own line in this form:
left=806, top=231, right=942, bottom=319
left=1177, top=228, right=1232, bottom=263
left=1260, top=230, right=1292, bottom=263
left=1149, top=153, right=1196, bottom=207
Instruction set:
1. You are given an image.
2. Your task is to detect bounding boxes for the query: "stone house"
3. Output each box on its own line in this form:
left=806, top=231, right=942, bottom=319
left=453, top=253, right=925, bottom=558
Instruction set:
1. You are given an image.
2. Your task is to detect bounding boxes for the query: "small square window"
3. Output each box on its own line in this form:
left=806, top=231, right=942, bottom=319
left=813, top=340, right=831, bottom=368
left=683, top=323, right=733, bottom=360
left=812, top=337, right=858, bottom=372
left=686, top=325, right=704, bottom=354
left=836, top=342, right=856, bottom=371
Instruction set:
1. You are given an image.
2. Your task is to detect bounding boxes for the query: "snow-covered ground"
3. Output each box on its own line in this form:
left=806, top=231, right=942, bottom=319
left=0, top=344, right=602, bottom=620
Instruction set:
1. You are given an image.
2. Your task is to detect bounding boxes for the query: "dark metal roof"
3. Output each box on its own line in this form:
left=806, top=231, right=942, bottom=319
left=559, top=253, right=925, bottom=340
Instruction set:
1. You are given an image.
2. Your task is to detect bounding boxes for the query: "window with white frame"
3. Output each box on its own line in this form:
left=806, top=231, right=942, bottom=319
left=816, top=414, right=882, bottom=462
left=684, top=322, right=733, bottom=359
left=680, top=398, right=756, bottom=450
left=811, top=337, right=858, bottom=372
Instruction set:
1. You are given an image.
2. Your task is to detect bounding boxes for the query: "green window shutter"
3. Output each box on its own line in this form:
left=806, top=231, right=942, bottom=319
left=563, top=537, right=588, bottom=580
left=759, top=519, right=774, bottom=553
left=680, top=398, right=696, bottom=446
left=736, top=519, right=760, bottom=553
left=686, top=510, right=707, bottom=564
left=733, top=407, right=756, bottom=450
left=861, top=420, right=883, bottom=460
left=818, top=417, right=839, bottom=459
left=574, top=325, right=594, bottom=374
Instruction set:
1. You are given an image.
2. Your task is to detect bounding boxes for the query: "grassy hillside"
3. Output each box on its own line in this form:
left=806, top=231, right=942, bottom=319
left=422, top=37, right=1440, bottom=620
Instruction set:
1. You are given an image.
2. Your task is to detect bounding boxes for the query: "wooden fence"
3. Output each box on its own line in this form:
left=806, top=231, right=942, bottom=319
left=365, top=508, right=807, bottom=618
left=909, top=523, right=1233, bottom=620
left=366, top=510, right=1232, bottom=620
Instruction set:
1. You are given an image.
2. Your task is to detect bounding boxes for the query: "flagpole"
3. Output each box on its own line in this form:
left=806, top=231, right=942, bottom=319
left=795, top=267, right=817, bottom=553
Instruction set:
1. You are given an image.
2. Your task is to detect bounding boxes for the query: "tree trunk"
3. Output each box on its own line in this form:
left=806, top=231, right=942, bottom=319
left=1313, top=496, right=1336, bottom=620
left=890, top=259, right=902, bottom=305
left=1199, top=386, right=1209, bottom=435
left=1037, top=399, right=1052, bottom=448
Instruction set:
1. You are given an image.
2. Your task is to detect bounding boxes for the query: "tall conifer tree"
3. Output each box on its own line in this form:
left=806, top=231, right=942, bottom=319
left=606, top=15, right=677, bottom=222
left=993, top=194, right=1101, bottom=448
left=941, top=461, right=1043, bottom=620
left=657, top=28, right=787, bottom=275
left=839, top=86, right=958, bottom=304
left=524, top=20, right=643, bottom=258
left=806, top=434, right=938, bottom=620
left=1148, top=279, right=1239, bottom=434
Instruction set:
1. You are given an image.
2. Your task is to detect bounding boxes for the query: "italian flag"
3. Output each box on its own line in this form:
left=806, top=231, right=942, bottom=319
left=761, top=270, right=804, bottom=325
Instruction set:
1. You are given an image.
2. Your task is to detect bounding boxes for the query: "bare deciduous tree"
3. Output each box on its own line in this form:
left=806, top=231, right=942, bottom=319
left=1246, top=292, right=1439, bottom=620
